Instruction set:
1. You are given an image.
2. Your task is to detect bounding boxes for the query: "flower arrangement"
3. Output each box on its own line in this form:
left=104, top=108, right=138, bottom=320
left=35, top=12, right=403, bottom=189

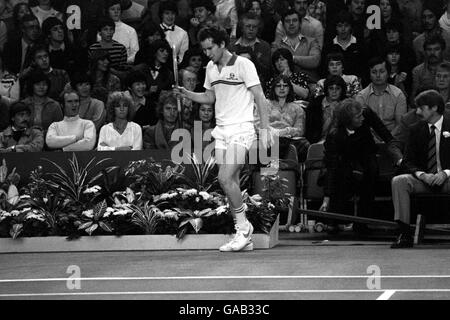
left=0, top=155, right=281, bottom=240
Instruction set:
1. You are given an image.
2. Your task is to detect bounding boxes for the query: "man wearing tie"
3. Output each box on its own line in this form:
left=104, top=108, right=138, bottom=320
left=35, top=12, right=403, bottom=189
left=391, top=90, right=450, bottom=248
left=2, top=14, right=41, bottom=76
left=159, top=1, right=189, bottom=64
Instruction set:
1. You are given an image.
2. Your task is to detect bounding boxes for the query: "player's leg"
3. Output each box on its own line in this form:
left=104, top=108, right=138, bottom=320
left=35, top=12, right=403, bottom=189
left=218, top=143, right=254, bottom=252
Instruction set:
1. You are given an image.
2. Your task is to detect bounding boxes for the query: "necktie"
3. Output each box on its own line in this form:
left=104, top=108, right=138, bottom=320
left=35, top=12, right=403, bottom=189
left=428, top=125, right=437, bottom=174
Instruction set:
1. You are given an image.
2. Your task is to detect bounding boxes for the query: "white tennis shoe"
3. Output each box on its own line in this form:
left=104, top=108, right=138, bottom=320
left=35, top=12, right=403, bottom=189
left=219, top=221, right=254, bottom=252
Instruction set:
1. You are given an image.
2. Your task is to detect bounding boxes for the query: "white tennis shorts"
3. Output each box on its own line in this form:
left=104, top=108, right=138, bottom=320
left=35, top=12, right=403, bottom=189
left=211, top=122, right=257, bottom=151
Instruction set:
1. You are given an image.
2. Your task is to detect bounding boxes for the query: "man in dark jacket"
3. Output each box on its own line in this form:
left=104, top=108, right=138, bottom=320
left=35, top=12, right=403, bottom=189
left=2, top=14, right=41, bottom=75
left=391, top=89, right=450, bottom=248
left=0, top=102, right=44, bottom=152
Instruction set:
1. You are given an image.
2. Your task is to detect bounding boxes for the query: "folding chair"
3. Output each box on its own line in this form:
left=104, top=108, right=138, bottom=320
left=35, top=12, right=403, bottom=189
left=301, top=142, right=326, bottom=227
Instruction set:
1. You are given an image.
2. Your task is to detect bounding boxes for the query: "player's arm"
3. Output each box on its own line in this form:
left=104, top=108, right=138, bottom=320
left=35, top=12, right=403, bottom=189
left=175, top=87, right=216, bottom=105
left=249, top=84, right=270, bottom=129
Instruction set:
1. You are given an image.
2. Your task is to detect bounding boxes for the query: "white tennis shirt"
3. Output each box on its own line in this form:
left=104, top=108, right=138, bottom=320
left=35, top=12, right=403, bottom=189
left=204, top=55, right=260, bottom=126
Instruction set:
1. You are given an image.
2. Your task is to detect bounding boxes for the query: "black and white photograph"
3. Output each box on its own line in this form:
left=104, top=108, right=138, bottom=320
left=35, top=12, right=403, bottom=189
left=0, top=0, right=450, bottom=308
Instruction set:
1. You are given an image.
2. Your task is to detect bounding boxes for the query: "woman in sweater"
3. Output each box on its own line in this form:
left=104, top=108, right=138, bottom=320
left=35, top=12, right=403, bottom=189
left=97, top=91, right=142, bottom=151
left=267, top=74, right=308, bottom=160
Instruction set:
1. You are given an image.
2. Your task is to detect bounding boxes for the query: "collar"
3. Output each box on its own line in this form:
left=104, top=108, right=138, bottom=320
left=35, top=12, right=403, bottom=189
left=368, top=83, right=390, bottom=95
left=64, top=115, right=80, bottom=122
left=282, top=34, right=305, bottom=43
left=235, top=37, right=260, bottom=46
left=303, top=14, right=313, bottom=23
left=21, top=38, right=31, bottom=48
left=3, top=126, right=31, bottom=136
left=226, top=54, right=238, bottom=66
left=135, top=96, right=146, bottom=106
left=346, top=128, right=355, bottom=136
left=430, top=116, right=444, bottom=132
left=322, top=97, right=334, bottom=109
left=49, top=42, right=65, bottom=51
left=216, top=53, right=237, bottom=67
left=333, top=35, right=357, bottom=49
left=44, top=67, right=54, bottom=74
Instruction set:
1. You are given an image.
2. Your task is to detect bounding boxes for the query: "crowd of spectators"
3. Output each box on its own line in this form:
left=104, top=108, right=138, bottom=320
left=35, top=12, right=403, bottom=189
left=0, top=0, right=441, bottom=153
left=2, top=0, right=450, bottom=246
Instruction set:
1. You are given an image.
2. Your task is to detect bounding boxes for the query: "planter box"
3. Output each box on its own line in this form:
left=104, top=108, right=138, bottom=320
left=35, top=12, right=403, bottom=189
left=0, top=217, right=279, bottom=253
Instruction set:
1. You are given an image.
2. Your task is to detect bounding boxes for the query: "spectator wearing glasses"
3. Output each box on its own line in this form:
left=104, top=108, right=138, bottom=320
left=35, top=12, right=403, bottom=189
left=2, top=14, right=41, bottom=75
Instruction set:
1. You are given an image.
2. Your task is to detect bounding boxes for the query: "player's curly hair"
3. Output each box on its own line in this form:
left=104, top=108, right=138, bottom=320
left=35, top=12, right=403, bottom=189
left=198, top=26, right=230, bottom=47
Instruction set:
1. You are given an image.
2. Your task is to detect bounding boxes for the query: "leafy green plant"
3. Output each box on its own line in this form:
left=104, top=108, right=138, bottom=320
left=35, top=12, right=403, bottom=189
left=176, top=208, right=216, bottom=239
left=42, top=153, right=119, bottom=204
left=76, top=200, right=114, bottom=236
left=181, top=154, right=218, bottom=192
left=260, top=173, right=291, bottom=209
left=125, top=158, right=185, bottom=199
left=128, top=201, right=163, bottom=235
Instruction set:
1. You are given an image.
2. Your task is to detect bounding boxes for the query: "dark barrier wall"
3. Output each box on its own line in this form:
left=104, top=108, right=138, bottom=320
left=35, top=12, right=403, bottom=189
left=1, top=150, right=176, bottom=186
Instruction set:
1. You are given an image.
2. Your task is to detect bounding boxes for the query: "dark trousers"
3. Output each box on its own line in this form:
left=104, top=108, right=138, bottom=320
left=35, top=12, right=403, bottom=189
left=330, top=154, right=379, bottom=217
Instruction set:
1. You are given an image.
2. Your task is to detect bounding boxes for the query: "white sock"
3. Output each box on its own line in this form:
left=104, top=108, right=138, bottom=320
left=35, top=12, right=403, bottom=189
left=233, top=204, right=248, bottom=230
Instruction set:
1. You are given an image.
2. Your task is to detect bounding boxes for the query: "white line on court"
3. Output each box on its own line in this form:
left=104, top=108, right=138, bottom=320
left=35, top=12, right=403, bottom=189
left=377, top=290, right=396, bottom=300
left=0, top=289, right=450, bottom=298
left=1, top=275, right=450, bottom=283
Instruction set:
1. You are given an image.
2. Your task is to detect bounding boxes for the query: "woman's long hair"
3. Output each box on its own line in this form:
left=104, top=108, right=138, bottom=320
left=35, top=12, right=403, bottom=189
left=268, top=74, right=295, bottom=103
left=271, top=48, right=295, bottom=75
left=88, top=50, right=112, bottom=89
left=324, top=75, right=347, bottom=101
left=147, top=39, right=173, bottom=70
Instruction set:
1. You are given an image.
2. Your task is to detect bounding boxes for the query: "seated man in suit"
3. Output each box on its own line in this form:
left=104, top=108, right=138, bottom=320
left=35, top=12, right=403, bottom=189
left=2, top=14, right=41, bottom=75
left=46, top=91, right=96, bottom=151
left=391, top=90, right=450, bottom=248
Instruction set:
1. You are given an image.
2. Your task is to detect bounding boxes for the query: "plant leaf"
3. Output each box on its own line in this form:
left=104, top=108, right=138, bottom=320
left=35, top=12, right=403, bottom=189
left=10, top=224, right=23, bottom=239
left=85, top=223, right=98, bottom=236
left=78, top=221, right=94, bottom=230
left=98, top=221, right=113, bottom=233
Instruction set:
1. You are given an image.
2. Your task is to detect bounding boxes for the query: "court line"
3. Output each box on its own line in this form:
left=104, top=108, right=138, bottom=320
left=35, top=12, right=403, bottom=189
left=2, top=275, right=450, bottom=283
left=377, top=290, right=396, bottom=300
left=0, top=289, right=450, bottom=298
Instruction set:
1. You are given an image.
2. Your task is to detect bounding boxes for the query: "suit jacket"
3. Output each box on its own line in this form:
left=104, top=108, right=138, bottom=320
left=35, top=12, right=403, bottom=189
left=403, top=115, right=450, bottom=175
left=143, top=121, right=181, bottom=150
left=2, top=38, right=34, bottom=75
left=389, top=109, right=425, bottom=166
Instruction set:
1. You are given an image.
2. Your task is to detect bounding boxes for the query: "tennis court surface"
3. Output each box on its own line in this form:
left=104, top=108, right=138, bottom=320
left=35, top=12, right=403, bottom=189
left=1, top=233, right=450, bottom=300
